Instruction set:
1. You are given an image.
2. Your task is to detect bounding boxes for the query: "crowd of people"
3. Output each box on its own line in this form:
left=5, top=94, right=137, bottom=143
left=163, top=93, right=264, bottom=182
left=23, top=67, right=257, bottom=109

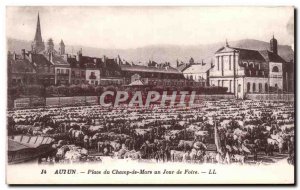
left=7, top=99, right=294, bottom=165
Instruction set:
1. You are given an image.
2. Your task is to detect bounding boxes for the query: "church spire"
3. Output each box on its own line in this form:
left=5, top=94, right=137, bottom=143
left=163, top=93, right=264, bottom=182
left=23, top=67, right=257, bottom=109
left=34, top=12, right=43, bottom=42
left=32, top=12, right=45, bottom=53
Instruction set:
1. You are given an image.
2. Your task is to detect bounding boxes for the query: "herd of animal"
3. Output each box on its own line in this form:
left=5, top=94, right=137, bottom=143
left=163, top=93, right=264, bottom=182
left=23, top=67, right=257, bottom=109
left=7, top=99, right=294, bottom=165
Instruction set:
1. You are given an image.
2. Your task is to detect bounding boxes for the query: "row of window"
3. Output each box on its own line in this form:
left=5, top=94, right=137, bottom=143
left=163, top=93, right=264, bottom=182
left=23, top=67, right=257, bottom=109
left=184, top=74, right=205, bottom=81
left=71, top=70, right=86, bottom=78
left=247, top=82, right=267, bottom=93
left=245, top=70, right=266, bottom=77
left=243, top=62, right=261, bottom=70
left=56, top=68, right=70, bottom=75
left=246, top=82, right=278, bottom=93
left=124, top=72, right=182, bottom=79
left=214, top=80, right=278, bottom=93
left=69, top=79, right=100, bottom=85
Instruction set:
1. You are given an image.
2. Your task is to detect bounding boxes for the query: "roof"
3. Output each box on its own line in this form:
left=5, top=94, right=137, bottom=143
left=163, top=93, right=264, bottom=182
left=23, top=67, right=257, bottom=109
left=177, top=63, right=189, bottom=72
left=8, top=139, right=31, bottom=151
left=120, top=64, right=181, bottom=74
left=233, top=47, right=266, bottom=61
left=8, top=136, right=54, bottom=152
left=128, top=79, right=144, bottom=86
left=50, top=54, right=69, bottom=65
left=8, top=57, right=36, bottom=74
left=31, top=53, right=52, bottom=67
left=259, top=50, right=287, bottom=63
left=182, top=63, right=211, bottom=74
left=216, top=46, right=286, bottom=63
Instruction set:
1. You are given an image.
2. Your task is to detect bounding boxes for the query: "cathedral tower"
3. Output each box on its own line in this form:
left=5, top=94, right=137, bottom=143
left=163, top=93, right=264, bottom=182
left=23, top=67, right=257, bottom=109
left=270, top=35, right=278, bottom=55
left=32, top=13, right=45, bottom=53
left=47, top=38, right=54, bottom=53
left=59, top=40, right=65, bottom=55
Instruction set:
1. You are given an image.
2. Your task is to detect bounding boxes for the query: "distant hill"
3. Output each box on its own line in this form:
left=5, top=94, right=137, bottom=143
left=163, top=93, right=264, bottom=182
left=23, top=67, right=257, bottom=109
left=7, top=38, right=294, bottom=67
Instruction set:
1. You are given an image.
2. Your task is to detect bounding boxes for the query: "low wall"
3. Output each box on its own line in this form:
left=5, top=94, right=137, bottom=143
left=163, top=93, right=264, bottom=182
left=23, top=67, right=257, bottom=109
left=14, top=93, right=292, bottom=109
left=14, top=96, right=99, bottom=109
left=46, top=96, right=98, bottom=106
left=246, top=93, right=294, bottom=101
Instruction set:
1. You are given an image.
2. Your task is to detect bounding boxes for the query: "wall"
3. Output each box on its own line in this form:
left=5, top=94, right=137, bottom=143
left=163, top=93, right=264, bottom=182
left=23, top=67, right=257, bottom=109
left=269, top=62, right=283, bottom=89
left=55, top=67, right=71, bottom=85
left=244, top=77, right=269, bottom=93
left=13, top=96, right=99, bottom=109
left=86, top=69, right=100, bottom=85
left=246, top=93, right=294, bottom=101
left=210, top=51, right=239, bottom=77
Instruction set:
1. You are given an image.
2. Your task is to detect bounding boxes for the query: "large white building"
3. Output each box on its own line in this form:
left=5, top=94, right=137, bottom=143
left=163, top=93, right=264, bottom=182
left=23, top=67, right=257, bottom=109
left=209, top=36, right=289, bottom=99
left=182, top=62, right=212, bottom=87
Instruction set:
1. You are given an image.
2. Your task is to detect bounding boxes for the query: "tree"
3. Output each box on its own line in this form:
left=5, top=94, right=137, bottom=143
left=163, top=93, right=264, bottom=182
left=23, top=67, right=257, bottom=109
left=46, top=86, right=58, bottom=97
left=57, top=85, right=68, bottom=96
left=95, top=86, right=104, bottom=96
left=87, top=85, right=95, bottom=95
left=81, top=84, right=89, bottom=96
left=69, top=84, right=81, bottom=96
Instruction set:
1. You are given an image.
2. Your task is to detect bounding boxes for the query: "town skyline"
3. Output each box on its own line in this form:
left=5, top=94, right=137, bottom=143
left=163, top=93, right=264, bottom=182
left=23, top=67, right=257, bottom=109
left=7, top=6, right=294, bottom=49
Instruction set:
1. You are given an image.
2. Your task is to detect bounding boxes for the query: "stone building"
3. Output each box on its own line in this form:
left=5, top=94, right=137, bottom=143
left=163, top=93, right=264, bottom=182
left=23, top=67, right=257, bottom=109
left=181, top=60, right=212, bottom=87
left=7, top=51, right=37, bottom=86
left=209, top=37, right=291, bottom=99
left=120, top=61, right=185, bottom=86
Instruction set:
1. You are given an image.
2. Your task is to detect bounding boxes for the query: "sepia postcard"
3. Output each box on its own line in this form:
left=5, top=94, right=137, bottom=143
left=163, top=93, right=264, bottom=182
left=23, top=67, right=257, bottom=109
left=6, top=6, right=295, bottom=184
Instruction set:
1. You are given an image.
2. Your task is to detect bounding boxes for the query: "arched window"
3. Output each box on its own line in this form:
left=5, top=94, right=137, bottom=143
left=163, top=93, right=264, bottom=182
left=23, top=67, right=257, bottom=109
left=265, top=83, right=268, bottom=92
left=249, top=62, right=253, bottom=68
left=247, top=82, right=251, bottom=92
left=272, top=66, right=279, bottom=72
left=275, top=83, right=278, bottom=88
left=259, top=83, right=262, bottom=92
left=253, top=83, right=256, bottom=92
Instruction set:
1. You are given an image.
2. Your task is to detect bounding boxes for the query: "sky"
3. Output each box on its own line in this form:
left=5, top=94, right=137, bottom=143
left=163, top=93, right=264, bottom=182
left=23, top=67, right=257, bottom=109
left=6, top=6, right=294, bottom=49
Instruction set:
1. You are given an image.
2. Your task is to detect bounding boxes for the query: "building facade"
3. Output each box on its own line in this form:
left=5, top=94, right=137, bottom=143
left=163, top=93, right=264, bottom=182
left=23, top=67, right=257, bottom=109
left=120, top=62, right=186, bottom=87
left=181, top=61, right=212, bottom=87
left=209, top=37, right=290, bottom=99
left=7, top=52, right=37, bottom=86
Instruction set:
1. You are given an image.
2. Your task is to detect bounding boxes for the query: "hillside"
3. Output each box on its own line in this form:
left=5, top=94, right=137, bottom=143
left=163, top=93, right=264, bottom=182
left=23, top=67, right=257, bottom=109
left=7, top=38, right=294, bottom=67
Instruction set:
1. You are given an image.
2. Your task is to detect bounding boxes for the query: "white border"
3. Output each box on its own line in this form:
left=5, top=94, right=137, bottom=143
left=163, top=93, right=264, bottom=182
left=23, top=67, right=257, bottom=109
left=0, top=0, right=298, bottom=189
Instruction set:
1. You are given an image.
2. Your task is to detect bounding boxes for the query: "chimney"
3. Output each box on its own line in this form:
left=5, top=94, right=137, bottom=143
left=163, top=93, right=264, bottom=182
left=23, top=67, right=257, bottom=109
left=28, top=52, right=32, bottom=63
left=22, top=49, right=26, bottom=59
left=103, top=55, right=107, bottom=67
left=13, top=52, right=17, bottom=60
left=49, top=52, right=53, bottom=62
left=76, top=51, right=82, bottom=63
